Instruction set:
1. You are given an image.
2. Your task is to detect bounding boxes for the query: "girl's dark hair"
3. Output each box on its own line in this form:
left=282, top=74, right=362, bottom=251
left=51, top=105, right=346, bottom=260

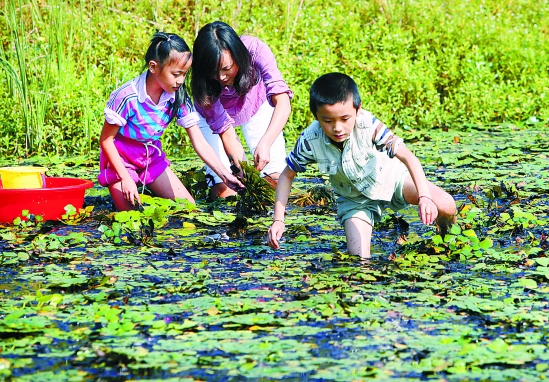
left=144, top=31, right=192, bottom=123
left=191, top=21, right=259, bottom=109
left=309, top=73, right=361, bottom=116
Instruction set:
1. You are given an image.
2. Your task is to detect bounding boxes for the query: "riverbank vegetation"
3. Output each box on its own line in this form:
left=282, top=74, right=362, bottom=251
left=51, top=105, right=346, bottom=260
left=1, top=0, right=548, bottom=157
left=1, top=2, right=549, bottom=379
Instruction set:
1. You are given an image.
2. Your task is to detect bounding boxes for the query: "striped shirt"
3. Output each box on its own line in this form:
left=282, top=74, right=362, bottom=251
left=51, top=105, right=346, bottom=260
left=287, top=111, right=404, bottom=173
left=286, top=109, right=407, bottom=201
left=104, top=71, right=200, bottom=141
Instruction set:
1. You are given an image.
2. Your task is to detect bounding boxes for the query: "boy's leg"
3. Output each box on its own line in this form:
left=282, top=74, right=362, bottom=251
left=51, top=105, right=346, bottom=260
left=147, top=167, right=195, bottom=204
left=401, top=175, right=457, bottom=234
left=344, top=218, right=373, bottom=259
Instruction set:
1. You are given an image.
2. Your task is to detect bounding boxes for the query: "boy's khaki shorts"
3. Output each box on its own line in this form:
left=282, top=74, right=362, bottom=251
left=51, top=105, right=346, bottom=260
left=337, top=172, right=409, bottom=227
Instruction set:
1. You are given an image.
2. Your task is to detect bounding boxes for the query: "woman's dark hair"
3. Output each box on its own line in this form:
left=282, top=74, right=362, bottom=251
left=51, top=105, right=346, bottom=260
left=144, top=32, right=192, bottom=123
left=309, top=73, right=361, bottom=116
left=191, top=21, right=259, bottom=109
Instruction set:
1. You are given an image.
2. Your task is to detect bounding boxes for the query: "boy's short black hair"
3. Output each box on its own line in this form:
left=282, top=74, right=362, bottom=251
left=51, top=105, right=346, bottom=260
left=309, top=73, right=361, bottom=116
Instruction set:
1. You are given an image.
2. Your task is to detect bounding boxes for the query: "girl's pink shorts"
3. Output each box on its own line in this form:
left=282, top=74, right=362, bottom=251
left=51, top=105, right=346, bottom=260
left=98, top=134, right=170, bottom=187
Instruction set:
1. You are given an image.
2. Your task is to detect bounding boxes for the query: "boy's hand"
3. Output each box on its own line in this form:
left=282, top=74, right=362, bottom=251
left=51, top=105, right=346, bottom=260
left=418, top=196, right=438, bottom=225
left=121, top=178, right=141, bottom=206
left=267, top=220, right=285, bottom=249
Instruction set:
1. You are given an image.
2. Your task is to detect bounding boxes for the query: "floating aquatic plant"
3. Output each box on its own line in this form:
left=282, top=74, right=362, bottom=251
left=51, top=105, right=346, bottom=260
left=292, top=184, right=335, bottom=208
left=235, top=160, right=275, bottom=216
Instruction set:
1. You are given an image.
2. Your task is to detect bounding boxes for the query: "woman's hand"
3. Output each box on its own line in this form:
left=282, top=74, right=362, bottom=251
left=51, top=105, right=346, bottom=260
left=418, top=196, right=438, bottom=225
left=120, top=177, right=141, bottom=206
left=254, top=93, right=291, bottom=171
left=267, top=220, right=285, bottom=249
left=253, top=141, right=271, bottom=171
left=221, top=172, right=245, bottom=193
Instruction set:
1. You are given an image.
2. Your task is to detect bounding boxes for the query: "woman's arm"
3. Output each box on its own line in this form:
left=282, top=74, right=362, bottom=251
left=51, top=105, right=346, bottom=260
left=99, top=121, right=141, bottom=205
left=185, top=124, right=244, bottom=191
left=192, top=101, right=246, bottom=173
left=218, top=126, right=246, bottom=173
left=254, top=92, right=291, bottom=171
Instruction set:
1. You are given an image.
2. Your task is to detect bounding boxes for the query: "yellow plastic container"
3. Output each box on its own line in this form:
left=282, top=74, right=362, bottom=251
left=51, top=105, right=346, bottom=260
left=0, top=166, right=48, bottom=189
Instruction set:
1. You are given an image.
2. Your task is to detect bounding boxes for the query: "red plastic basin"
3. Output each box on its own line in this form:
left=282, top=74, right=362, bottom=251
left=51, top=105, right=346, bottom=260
left=0, top=177, right=94, bottom=223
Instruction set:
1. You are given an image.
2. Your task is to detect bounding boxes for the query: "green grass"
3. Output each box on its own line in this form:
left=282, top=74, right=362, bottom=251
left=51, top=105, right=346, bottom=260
left=0, top=0, right=548, bottom=158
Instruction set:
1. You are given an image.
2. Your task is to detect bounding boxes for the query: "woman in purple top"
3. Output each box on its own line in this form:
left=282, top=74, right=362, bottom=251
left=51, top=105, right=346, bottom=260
left=191, top=21, right=293, bottom=198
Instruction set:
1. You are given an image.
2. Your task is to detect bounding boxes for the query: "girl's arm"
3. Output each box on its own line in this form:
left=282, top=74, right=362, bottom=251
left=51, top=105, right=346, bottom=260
left=254, top=92, right=291, bottom=171
left=193, top=100, right=245, bottom=172
left=185, top=124, right=244, bottom=191
left=395, top=145, right=437, bottom=224
left=267, top=166, right=296, bottom=249
left=99, top=121, right=141, bottom=205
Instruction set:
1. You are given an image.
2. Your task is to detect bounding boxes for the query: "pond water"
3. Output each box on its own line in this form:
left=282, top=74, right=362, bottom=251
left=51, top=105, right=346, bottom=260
left=0, top=125, right=548, bottom=381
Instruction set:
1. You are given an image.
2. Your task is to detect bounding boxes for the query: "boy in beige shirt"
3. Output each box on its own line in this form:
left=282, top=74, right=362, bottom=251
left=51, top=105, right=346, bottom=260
left=268, top=73, right=456, bottom=258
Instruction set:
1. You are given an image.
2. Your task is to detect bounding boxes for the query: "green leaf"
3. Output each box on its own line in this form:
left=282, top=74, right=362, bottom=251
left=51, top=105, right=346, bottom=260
left=517, top=278, right=538, bottom=289
left=535, top=258, right=549, bottom=267
left=487, top=338, right=508, bottom=353
left=461, top=229, right=477, bottom=238
left=479, top=238, right=493, bottom=249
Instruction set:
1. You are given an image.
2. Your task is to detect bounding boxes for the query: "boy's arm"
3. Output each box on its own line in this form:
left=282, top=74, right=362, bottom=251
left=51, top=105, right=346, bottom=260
left=267, top=166, right=296, bottom=249
left=395, top=145, right=438, bottom=224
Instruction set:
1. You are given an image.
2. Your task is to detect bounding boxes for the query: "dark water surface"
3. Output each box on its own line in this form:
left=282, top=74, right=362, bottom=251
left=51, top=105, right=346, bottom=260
left=1, top=126, right=548, bottom=381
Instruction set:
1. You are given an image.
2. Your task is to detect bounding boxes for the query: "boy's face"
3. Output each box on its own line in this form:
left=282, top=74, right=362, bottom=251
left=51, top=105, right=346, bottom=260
left=315, top=98, right=360, bottom=143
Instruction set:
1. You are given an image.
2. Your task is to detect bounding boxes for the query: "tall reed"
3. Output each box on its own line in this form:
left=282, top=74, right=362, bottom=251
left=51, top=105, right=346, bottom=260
left=2, top=0, right=53, bottom=154
left=1, top=0, right=77, bottom=155
left=3, top=0, right=32, bottom=152
left=285, top=0, right=304, bottom=54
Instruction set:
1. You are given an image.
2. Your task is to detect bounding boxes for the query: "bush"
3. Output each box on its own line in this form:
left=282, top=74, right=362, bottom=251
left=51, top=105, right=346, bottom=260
left=1, top=0, right=548, bottom=157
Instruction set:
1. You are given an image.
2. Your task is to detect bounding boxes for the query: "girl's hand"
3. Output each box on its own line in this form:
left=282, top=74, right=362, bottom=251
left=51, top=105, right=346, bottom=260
left=121, top=178, right=141, bottom=206
left=267, top=220, right=285, bottom=249
left=418, top=196, right=438, bottom=225
left=254, top=142, right=271, bottom=171
left=221, top=172, right=245, bottom=192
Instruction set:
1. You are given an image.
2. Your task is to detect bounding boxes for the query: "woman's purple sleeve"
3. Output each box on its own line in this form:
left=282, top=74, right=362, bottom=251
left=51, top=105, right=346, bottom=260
left=247, top=37, right=293, bottom=106
left=194, top=100, right=236, bottom=135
